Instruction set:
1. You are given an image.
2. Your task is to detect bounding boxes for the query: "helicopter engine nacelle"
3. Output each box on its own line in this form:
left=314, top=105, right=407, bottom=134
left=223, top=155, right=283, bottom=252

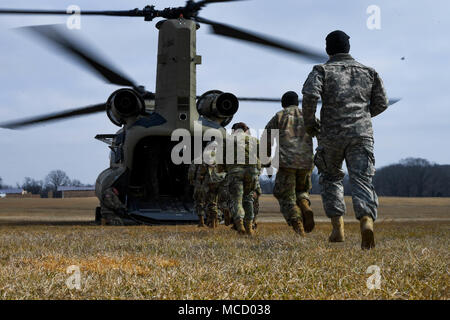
left=196, top=90, right=239, bottom=127
left=106, top=89, right=144, bottom=126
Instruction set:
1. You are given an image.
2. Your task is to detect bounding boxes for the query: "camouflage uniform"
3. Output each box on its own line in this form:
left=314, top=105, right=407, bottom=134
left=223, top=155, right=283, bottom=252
left=252, top=177, right=262, bottom=227
left=188, top=162, right=207, bottom=221
left=227, top=131, right=260, bottom=223
left=302, top=53, right=388, bottom=221
left=217, top=174, right=232, bottom=225
left=265, top=105, right=314, bottom=224
left=100, top=187, right=127, bottom=225
left=202, top=142, right=226, bottom=227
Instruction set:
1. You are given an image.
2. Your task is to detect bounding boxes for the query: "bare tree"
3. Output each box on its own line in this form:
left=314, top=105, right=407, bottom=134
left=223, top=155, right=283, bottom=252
left=21, top=177, right=44, bottom=194
left=45, top=170, right=70, bottom=191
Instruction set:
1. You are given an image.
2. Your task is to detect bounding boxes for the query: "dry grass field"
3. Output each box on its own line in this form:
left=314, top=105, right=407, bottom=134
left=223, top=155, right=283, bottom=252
left=0, top=196, right=448, bottom=300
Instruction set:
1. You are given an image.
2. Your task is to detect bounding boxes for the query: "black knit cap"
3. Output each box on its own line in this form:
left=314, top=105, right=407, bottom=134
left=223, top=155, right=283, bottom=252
left=326, top=30, right=350, bottom=56
left=281, top=91, right=299, bottom=108
left=231, top=122, right=249, bottom=132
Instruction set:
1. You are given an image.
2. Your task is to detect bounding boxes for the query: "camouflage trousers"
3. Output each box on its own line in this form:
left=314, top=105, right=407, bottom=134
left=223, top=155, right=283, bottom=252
left=193, top=184, right=205, bottom=218
left=218, top=181, right=231, bottom=222
left=202, top=181, right=219, bottom=223
left=228, top=166, right=259, bottom=222
left=273, top=167, right=312, bottom=223
left=314, top=137, right=378, bottom=221
left=101, top=188, right=126, bottom=225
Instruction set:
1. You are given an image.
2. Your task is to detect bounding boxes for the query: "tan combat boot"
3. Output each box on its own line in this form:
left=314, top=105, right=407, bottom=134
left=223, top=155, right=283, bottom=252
left=291, top=219, right=305, bottom=236
left=360, top=216, right=375, bottom=250
left=329, top=216, right=345, bottom=242
left=234, top=219, right=246, bottom=235
left=197, top=215, right=205, bottom=227
left=209, top=216, right=218, bottom=229
left=299, top=199, right=315, bottom=233
left=244, top=220, right=255, bottom=236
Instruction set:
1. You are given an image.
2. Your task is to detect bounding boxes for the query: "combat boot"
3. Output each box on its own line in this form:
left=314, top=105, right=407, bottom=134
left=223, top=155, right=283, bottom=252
left=197, top=215, right=206, bottom=227
left=360, top=216, right=375, bottom=250
left=329, top=216, right=345, bottom=242
left=224, top=210, right=232, bottom=226
left=299, top=199, right=315, bottom=233
left=210, top=217, right=218, bottom=229
left=291, top=219, right=305, bottom=236
left=244, top=219, right=255, bottom=236
left=234, top=219, right=246, bottom=235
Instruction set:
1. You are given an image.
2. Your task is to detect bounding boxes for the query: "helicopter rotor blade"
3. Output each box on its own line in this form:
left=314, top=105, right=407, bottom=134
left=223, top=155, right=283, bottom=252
left=235, top=97, right=401, bottom=105
left=196, top=0, right=244, bottom=8
left=19, top=25, right=139, bottom=89
left=236, top=97, right=282, bottom=103
left=195, top=16, right=327, bottom=63
left=0, top=8, right=144, bottom=17
left=0, top=103, right=106, bottom=129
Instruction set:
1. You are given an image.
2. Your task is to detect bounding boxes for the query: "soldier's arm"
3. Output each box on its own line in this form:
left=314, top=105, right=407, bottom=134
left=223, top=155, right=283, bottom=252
left=263, top=116, right=278, bottom=159
left=301, top=66, right=324, bottom=134
left=369, top=71, right=389, bottom=117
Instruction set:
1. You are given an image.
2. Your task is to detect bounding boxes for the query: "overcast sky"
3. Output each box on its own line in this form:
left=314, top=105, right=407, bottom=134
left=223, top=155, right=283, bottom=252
left=0, top=0, right=449, bottom=185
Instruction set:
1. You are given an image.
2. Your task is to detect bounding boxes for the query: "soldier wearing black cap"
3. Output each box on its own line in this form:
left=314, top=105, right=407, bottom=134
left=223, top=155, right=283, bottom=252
left=301, top=30, right=389, bottom=249
left=264, top=91, right=315, bottom=236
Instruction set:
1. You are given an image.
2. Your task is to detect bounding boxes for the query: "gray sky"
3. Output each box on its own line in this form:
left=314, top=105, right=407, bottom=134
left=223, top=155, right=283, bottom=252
left=0, top=0, right=449, bottom=185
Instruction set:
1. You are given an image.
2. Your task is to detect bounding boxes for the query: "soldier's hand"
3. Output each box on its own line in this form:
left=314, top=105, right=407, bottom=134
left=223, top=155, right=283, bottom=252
left=306, top=118, right=321, bottom=137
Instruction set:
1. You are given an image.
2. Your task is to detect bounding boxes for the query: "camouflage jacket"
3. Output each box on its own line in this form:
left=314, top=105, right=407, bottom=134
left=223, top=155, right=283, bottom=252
left=265, top=105, right=313, bottom=169
left=198, top=141, right=226, bottom=185
left=188, top=163, right=208, bottom=188
left=226, top=131, right=261, bottom=170
left=301, top=53, right=388, bottom=139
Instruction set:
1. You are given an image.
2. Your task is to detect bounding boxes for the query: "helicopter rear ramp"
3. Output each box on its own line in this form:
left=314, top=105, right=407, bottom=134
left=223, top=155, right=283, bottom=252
left=127, top=196, right=198, bottom=225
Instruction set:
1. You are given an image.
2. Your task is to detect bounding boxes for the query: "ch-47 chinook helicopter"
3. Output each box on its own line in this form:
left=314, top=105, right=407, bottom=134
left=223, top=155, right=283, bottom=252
left=0, top=1, right=393, bottom=225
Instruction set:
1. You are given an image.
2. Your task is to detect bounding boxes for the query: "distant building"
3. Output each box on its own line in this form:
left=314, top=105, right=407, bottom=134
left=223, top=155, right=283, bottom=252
left=0, top=188, right=27, bottom=198
left=56, top=186, right=96, bottom=198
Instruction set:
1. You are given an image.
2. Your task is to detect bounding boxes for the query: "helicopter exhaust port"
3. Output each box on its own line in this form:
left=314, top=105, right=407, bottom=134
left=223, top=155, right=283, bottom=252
left=196, top=90, right=239, bottom=126
left=106, top=89, right=144, bottom=126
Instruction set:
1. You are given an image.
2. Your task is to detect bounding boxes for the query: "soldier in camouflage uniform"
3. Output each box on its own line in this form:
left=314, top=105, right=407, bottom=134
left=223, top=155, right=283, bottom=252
left=188, top=161, right=207, bottom=227
left=100, top=187, right=127, bottom=226
left=301, top=30, right=388, bottom=249
left=218, top=174, right=232, bottom=226
left=264, top=91, right=315, bottom=236
left=227, top=122, right=260, bottom=236
left=202, top=140, right=226, bottom=229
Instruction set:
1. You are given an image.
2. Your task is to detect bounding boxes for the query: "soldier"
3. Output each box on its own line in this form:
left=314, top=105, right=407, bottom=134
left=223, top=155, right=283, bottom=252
left=202, top=140, right=226, bottom=229
left=302, top=30, right=388, bottom=249
left=100, top=187, right=127, bottom=226
left=188, top=161, right=207, bottom=227
left=264, top=91, right=315, bottom=236
left=218, top=174, right=232, bottom=226
left=227, top=122, right=260, bottom=236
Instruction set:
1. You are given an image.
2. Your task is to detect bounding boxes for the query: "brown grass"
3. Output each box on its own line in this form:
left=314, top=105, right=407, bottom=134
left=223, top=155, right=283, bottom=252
left=0, top=197, right=448, bottom=299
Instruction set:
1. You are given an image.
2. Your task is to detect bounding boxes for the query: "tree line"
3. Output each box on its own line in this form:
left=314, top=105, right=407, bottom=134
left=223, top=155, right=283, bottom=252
left=0, top=170, right=93, bottom=196
left=259, top=158, right=450, bottom=197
